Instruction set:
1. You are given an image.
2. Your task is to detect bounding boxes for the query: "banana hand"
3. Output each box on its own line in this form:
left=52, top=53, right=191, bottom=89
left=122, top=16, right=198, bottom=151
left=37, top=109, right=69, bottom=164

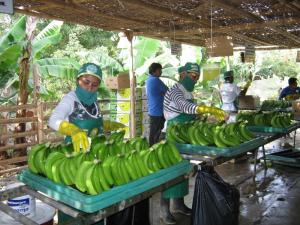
left=103, top=120, right=126, bottom=132
left=59, top=121, right=89, bottom=152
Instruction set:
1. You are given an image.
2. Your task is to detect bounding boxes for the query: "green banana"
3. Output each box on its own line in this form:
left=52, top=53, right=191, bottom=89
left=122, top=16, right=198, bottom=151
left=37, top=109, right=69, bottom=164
left=124, top=157, right=139, bottom=180
left=34, top=146, right=48, bottom=175
left=156, top=144, right=169, bottom=168
left=44, top=151, right=65, bottom=180
left=98, top=164, right=111, bottom=191
left=134, top=152, right=149, bottom=176
left=213, top=128, right=228, bottom=148
left=165, top=141, right=182, bottom=163
left=28, top=144, right=46, bottom=174
left=102, top=156, right=115, bottom=186
left=111, top=157, right=123, bottom=186
left=151, top=150, right=161, bottom=171
left=52, top=157, right=65, bottom=184
left=129, top=153, right=143, bottom=178
left=239, top=123, right=254, bottom=141
left=60, top=158, right=73, bottom=185
left=119, top=156, right=131, bottom=184
left=144, top=150, right=155, bottom=173
left=75, top=161, right=94, bottom=192
left=85, top=164, right=98, bottom=195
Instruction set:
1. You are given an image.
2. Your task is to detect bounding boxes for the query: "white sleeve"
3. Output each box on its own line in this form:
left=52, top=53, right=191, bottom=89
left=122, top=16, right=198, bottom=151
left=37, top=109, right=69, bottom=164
left=235, top=84, right=241, bottom=95
left=48, top=93, right=75, bottom=131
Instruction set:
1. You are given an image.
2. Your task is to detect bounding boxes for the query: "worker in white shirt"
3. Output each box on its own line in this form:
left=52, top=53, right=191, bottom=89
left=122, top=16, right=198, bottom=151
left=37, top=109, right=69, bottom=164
left=220, top=70, right=251, bottom=122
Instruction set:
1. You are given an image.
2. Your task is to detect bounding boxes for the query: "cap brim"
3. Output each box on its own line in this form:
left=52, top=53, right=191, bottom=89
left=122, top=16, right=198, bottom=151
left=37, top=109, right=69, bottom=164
left=77, top=73, right=101, bottom=80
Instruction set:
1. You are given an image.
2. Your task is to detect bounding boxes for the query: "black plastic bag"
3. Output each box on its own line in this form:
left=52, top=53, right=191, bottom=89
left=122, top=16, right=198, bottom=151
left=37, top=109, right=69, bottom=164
left=191, top=165, right=240, bottom=225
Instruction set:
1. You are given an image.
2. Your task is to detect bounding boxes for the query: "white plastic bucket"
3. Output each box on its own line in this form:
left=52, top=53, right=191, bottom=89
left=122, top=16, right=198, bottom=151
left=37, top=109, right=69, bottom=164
left=5, top=182, right=36, bottom=216
left=0, top=201, right=56, bottom=225
left=7, top=195, right=36, bottom=216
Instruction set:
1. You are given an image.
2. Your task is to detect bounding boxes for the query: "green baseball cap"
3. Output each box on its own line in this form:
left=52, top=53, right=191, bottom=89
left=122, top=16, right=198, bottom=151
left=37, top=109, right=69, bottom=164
left=178, top=66, right=186, bottom=74
left=77, top=63, right=102, bottom=80
left=185, top=62, right=200, bottom=74
left=224, top=70, right=234, bottom=79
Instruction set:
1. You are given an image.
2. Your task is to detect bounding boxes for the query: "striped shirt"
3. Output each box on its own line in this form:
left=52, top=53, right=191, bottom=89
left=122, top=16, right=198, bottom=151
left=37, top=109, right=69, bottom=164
left=163, top=83, right=198, bottom=120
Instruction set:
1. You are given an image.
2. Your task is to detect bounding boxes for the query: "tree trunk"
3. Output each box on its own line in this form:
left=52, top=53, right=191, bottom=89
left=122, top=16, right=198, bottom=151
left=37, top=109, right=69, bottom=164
left=15, top=16, right=37, bottom=157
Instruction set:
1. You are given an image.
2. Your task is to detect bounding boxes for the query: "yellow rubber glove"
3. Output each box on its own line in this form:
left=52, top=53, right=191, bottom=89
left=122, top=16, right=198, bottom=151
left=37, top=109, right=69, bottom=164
left=58, top=121, right=89, bottom=152
left=196, top=105, right=227, bottom=121
left=103, top=120, right=126, bottom=132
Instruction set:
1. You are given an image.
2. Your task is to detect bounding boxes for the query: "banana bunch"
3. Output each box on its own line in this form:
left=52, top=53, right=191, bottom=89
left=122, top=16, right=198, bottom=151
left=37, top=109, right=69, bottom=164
left=28, top=144, right=50, bottom=175
left=237, top=112, right=292, bottom=128
left=167, top=121, right=254, bottom=147
left=73, top=140, right=182, bottom=195
left=270, top=114, right=292, bottom=128
left=107, top=130, right=125, bottom=143
left=213, top=122, right=253, bottom=148
left=28, top=134, right=183, bottom=195
left=261, top=100, right=291, bottom=110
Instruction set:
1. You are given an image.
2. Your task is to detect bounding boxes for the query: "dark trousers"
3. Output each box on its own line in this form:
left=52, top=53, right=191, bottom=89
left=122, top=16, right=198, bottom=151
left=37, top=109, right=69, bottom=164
left=149, top=115, right=165, bottom=146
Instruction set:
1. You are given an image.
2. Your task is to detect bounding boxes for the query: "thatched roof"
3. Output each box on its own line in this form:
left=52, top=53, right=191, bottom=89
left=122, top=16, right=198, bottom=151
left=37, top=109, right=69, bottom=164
left=15, top=0, right=300, bottom=48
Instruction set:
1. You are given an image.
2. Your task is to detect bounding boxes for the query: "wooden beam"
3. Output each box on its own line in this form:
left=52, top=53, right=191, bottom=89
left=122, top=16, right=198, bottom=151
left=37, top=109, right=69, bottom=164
left=17, top=0, right=157, bottom=30
left=137, top=17, right=300, bottom=36
left=213, top=0, right=300, bottom=46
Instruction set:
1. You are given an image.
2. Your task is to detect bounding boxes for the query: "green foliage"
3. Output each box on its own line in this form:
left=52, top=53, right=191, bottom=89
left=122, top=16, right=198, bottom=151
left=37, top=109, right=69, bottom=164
left=256, top=56, right=300, bottom=79
left=0, top=16, right=26, bottom=52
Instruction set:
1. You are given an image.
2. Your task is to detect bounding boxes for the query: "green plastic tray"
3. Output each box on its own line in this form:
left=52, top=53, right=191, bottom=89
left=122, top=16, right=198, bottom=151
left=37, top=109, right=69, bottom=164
left=18, top=160, right=192, bottom=213
left=247, top=122, right=300, bottom=134
left=266, top=149, right=300, bottom=165
left=176, top=137, right=265, bottom=157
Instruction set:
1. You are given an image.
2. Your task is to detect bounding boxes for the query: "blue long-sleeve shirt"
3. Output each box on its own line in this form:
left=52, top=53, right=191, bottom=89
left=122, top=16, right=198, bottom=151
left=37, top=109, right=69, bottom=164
left=146, top=74, right=168, bottom=116
left=279, top=86, right=300, bottom=100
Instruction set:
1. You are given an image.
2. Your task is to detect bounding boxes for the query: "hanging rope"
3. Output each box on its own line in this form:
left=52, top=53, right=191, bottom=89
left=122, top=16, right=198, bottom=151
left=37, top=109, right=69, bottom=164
left=210, top=0, right=213, bottom=55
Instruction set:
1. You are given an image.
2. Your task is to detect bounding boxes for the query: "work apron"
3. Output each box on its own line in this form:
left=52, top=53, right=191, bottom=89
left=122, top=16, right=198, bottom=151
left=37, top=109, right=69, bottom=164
left=221, top=100, right=238, bottom=123
left=64, top=101, right=103, bottom=143
left=163, top=113, right=195, bottom=199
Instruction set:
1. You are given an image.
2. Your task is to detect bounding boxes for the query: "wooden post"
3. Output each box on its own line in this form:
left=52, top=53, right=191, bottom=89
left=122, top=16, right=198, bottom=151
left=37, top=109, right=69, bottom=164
left=33, top=64, right=43, bottom=143
left=124, top=31, right=136, bottom=138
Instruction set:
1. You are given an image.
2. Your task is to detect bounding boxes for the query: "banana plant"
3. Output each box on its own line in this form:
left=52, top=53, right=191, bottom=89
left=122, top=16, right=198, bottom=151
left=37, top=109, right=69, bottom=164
left=0, top=16, right=63, bottom=106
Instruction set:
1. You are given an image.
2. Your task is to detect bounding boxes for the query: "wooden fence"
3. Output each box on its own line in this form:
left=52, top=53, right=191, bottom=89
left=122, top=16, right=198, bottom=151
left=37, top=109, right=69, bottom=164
left=0, top=102, right=63, bottom=175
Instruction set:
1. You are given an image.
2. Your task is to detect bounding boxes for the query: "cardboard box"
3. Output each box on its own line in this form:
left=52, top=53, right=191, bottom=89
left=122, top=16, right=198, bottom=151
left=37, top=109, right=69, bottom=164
left=142, top=87, right=147, bottom=99
left=117, top=101, right=142, bottom=113
left=105, top=73, right=130, bottom=90
left=99, top=101, right=110, bottom=111
left=110, top=88, right=142, bottom=100
left=115, top=113, right=143, bottom=126
left=142, top=112, right=150, bottom=124
left=238, top=95, right=260, bottom=110
left=142, top=99, right=148, bottom=112
left=292, top=101, right=300, bottom=112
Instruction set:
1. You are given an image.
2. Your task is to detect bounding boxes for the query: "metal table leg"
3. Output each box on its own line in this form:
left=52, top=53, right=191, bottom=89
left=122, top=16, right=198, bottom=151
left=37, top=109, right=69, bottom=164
left=150, top=192, right=161, bottom=225
left=262, top=145, right=267, bottom=169
left=253, top=148, right=258, bottom=182
left=293, top=130, right=297, bottom=148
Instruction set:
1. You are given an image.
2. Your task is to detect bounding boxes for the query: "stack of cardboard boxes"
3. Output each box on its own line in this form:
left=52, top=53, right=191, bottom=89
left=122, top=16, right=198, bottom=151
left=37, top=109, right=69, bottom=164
left=109, top=88, right=143, bottom=138
left=103, top=74, right=149, bottom=138
left=141, top=87, right=150, bottom=140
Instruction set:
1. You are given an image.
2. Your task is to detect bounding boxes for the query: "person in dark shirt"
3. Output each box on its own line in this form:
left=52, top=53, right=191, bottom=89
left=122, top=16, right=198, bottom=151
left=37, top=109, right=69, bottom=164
left=279, top=77, right=300, bottom=100
left=146, top=63, right=168, bottom=146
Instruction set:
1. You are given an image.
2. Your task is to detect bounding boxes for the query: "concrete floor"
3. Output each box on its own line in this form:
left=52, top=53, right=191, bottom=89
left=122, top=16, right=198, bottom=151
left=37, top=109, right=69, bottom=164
left=171, top=134, right=300, bottom=225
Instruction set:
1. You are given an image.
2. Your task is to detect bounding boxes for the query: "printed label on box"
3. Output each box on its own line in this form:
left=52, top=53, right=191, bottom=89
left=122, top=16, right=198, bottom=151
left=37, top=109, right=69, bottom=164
left=116, top=88, right=142, bottom=100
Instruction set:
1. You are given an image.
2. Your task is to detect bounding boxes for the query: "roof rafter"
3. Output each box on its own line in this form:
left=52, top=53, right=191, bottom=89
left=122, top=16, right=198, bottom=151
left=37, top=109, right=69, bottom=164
left=213, top=0, right=300, bottom=46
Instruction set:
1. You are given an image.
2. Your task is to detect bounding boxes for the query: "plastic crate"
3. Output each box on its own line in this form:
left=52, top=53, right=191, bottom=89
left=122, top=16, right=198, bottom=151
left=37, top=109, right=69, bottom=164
left=18, top=160, right=192, bottom=213
left=176, top=137, right=265, bottom=157
left=266, top=149, right=300, bottom=166
left=247, top=122, right=300, bottom=134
